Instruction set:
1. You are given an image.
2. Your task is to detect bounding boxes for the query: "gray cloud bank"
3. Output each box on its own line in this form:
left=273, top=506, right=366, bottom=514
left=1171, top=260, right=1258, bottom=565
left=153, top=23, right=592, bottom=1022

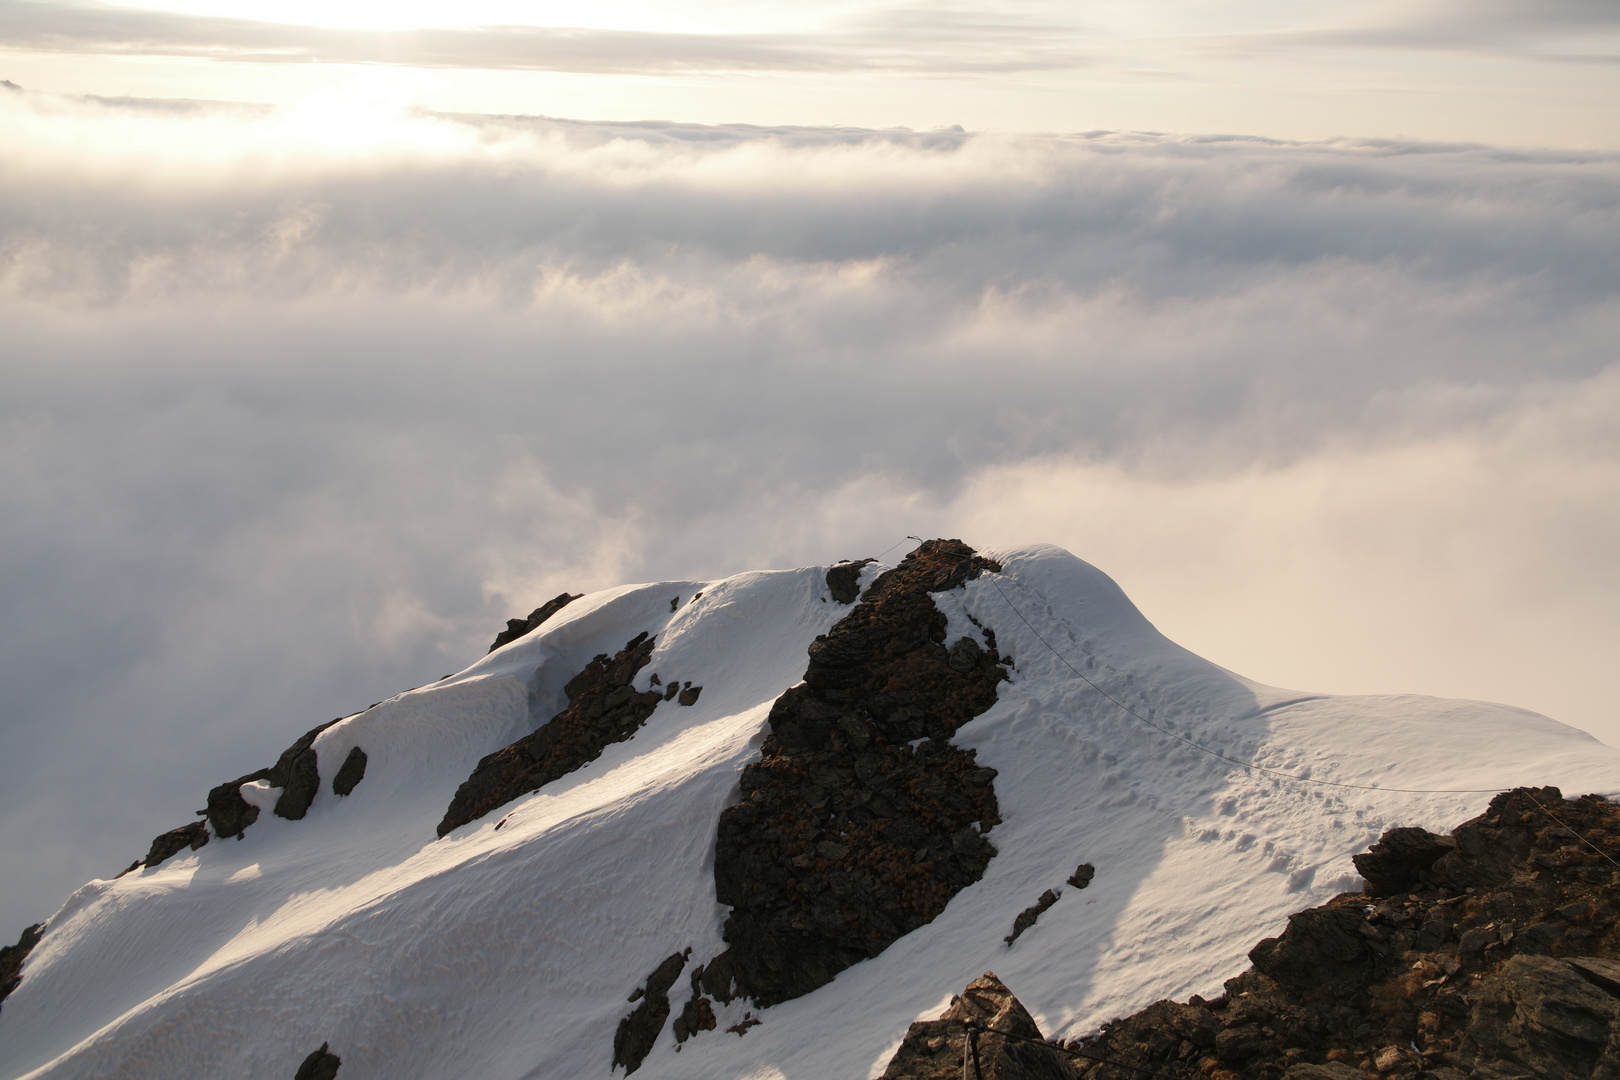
left=2, top=0, right=1615, bottom=74
left=2, top=91, right=1618, bottom=935
left=0, top=0, right=1085, bottom=73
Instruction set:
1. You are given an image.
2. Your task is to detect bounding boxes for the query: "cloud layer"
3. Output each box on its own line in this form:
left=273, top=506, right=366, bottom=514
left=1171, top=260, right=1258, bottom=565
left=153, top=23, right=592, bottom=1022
left=2, top=90, right=1618, bottom=934
left=0, top=0, right=1086, bottom=73
left=6, top=0, right=1617, bottom=72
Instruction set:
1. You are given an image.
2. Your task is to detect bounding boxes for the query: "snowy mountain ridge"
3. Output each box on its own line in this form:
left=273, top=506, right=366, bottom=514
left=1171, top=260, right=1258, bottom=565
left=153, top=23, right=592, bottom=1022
left=0, top=541, right=1615, bottom=1080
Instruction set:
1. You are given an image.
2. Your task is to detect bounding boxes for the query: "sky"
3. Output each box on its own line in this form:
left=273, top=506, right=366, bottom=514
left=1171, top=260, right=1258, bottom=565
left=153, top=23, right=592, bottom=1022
left=1, top=0, right=1618, bottom=935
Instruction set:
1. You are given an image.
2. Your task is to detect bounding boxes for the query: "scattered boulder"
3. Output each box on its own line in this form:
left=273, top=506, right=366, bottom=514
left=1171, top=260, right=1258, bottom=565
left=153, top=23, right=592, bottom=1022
left=331, top=746, right=367, bottom=797
left=438, top=633, right=681, bottom=836
left=142, top=821, right=210, bottom=869
left=293, top=1042, right=341, bottom=1080
left=1018, top=787, right=1620, bottom=1080
left=614, top=950, right=688, bottom=1074
left=1067, top=864, right=1095, bottom=889
left=1006, top=888, right=1062, bottom=945
left=708, top=539, right=1010, bottom=1008
left=826, top=559, right=876, bottom=604
left=0, top=922, right=45, bottom=1009
left=488, top=592, right=582, bottom=653
left=880, top=971, right=1077, bottom=1079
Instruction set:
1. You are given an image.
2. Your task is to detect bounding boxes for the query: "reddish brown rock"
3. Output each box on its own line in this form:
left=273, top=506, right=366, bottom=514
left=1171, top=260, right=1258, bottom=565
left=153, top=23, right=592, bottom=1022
left=881, top=971, right=1076, bottom=1080
left=1025, top=787, right=1620, bottom=1080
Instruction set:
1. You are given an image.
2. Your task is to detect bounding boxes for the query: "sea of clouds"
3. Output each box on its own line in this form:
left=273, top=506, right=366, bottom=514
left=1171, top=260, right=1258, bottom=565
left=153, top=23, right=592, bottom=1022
left=2, top=87, right=1617, bottom=932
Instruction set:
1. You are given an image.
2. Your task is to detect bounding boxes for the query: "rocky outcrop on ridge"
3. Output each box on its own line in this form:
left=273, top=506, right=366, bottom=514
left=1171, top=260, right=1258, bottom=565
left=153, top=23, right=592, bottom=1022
left=1041, top=787, right=1620, bottom=1080
left=614, top=950, right=689, bottom=1074
left=131, top=714, right=377, bottom=871
left=130, top=714, right=368, bottom=872
left=438, top=632, right=695, bottom=836
left=142, top=821, right=210, bottom=868
left=827, top=559, right=876, bottom=604
left=701, top=539, right=1011, bottom=1009
left=0, top=922, right=45, bottom=1011
left=488, top=591, right=582, bottom=653
left=881, top=971, right=1077, bottom=1080
left=202, top=718, right=342, bottom=840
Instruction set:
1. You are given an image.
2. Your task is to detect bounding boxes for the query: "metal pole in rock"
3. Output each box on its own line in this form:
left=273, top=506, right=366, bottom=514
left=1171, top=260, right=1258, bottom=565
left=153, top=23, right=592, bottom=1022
left=963, top=1018, right=986, bottom=1080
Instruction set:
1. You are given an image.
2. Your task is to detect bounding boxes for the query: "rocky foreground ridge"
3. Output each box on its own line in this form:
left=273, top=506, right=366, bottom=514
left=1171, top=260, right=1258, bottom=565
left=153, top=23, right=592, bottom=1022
left=883, top=786, right=1620, bottom=1080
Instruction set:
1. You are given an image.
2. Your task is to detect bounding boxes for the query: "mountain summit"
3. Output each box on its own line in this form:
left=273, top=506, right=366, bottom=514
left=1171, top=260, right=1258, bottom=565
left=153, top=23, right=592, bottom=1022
left=1, top=541, right=1614, bottom=1079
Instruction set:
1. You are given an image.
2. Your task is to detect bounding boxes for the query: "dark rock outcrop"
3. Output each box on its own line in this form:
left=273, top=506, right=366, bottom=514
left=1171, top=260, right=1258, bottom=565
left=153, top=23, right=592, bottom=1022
left=0, top=922, right=45, bottom=1010
left=331, top=746, right=367, bottom=796
left=707, top=538, right=1010, bottom=1008
left=268, top=721, right=340, bottom=820
left=827, top=559, right=876, bottom=604
left=881, top=971, right=1077, bottom=1079
left=1007, top=889, right=1062, bottom=945
left=142, top=820, right=210, bottom=869
left=672, top=991, right=718, bottom=1043
left=1028, top=787, right=1620, bottom=1080
left=1068, top=864, right=1096, bottom=889
left=489, top=592, right=582, bottom=653
left=1353, top=828, right=1456, bottom=897
left=614, top=951, right=688, bottom=1074
left=206, top=767, right=275, bottom=839
left=204, top=719, right=342, bottom=838
left=438, top=633, right=674, bottom=836
left=293, top=1042, right=341, bottom=1080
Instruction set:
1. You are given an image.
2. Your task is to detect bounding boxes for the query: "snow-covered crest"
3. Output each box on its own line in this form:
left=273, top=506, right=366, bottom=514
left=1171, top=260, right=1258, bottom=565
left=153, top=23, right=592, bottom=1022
left=1, top=544, right=1614, bottom=1080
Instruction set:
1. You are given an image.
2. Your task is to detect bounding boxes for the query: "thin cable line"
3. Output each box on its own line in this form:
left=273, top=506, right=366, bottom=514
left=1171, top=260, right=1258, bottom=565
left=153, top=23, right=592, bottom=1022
left=897, top=538, right=1513, bottom=797
left=872, top=536, right=915, bottom=561
left=1523, top=794, right=1620, bottom=871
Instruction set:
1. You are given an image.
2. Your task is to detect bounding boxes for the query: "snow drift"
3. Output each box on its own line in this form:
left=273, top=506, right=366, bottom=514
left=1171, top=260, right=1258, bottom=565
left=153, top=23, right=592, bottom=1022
left=1, top=542, right=1615, bottom=1080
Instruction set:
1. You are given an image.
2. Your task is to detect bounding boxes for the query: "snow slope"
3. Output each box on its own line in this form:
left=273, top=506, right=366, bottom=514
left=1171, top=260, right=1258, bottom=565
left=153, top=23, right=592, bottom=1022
left=2, top=544, right=1616, bottom=1080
